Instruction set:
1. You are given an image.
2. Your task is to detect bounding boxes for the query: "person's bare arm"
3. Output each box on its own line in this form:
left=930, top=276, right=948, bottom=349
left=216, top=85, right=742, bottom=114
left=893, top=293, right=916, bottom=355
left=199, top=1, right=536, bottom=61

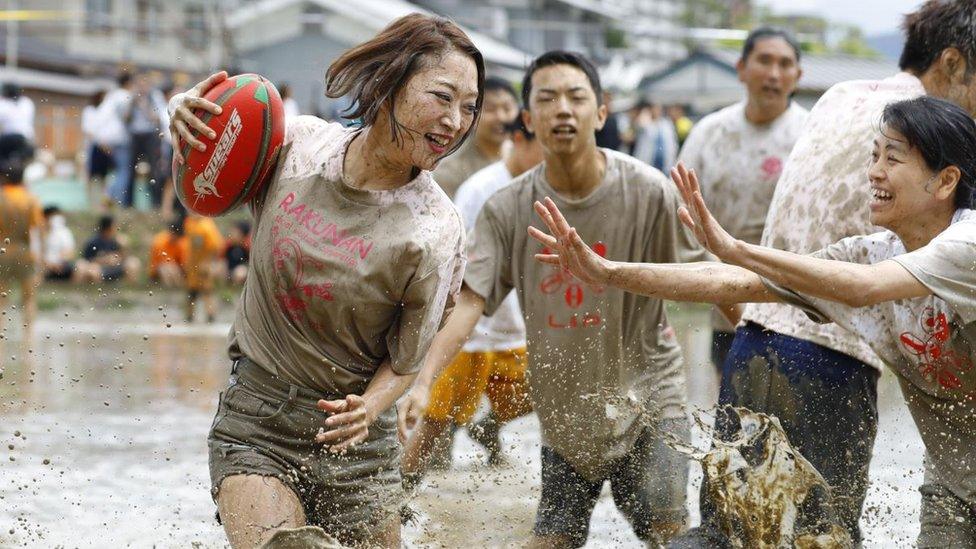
left=316, top=358, right=414, bottom=454
left=396, top=286, right=485, bottom=439
left=670, top=163, right=931, bottom=308
left=528, top=198, right=778, bottom=305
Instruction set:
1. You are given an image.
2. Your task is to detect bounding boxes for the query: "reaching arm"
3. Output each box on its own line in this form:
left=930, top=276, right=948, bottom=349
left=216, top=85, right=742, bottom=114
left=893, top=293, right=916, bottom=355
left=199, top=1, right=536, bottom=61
left=669, top=162, right=931, bottom=308
left=724, top=243, right=928, bottom=308
left=527, top=198, right=778, bottom=305
left=607, top=258, right=776, bottom=304
left=396, top=286, right=485, bottom=438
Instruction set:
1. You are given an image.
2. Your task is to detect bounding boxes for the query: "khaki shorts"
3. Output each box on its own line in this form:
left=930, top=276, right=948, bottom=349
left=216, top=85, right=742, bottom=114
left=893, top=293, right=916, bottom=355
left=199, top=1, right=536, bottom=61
left=208, top=358, right=401, bottom=545
left=425, top=348, right=532, bottom=424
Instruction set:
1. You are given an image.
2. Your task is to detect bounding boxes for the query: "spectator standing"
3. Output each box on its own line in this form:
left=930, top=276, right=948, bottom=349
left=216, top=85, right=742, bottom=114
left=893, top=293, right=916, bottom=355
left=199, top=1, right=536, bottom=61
left=632, top=102, right=678, bottom=172
left=0, top=84, right=36, bottom=142
left=181, top=214, right=223, bottom=323
left=127, top=74, right=164, bottom=208
left=98, top=74, right=135, bottom=207
left=82, top=90, right=113, bottom=210
left=677, top=28, right=808, bottom=372
left=0, top=135, right=41, bottom=338
left=668, top=104, right=693, bottom=147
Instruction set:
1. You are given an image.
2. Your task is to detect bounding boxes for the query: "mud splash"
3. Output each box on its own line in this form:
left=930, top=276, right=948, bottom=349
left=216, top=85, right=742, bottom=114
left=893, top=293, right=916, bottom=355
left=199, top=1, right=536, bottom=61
left=671, top=407, right=852, bottom=549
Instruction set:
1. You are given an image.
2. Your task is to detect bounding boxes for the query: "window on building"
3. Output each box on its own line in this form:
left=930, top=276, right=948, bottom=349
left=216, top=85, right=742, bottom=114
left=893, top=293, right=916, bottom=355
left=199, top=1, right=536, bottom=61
left=85, top=0, right=113, bottom=32
left=185, top=4, right=207, bottom=49
left=135, top=0, right=162, bottom=42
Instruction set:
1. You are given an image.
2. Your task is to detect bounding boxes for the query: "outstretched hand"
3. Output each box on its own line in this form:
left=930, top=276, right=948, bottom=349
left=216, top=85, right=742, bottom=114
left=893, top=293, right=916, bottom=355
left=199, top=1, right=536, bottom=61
left=528, top=197, right=612, bottom=285
left=670, top=162, right=739, bottom=261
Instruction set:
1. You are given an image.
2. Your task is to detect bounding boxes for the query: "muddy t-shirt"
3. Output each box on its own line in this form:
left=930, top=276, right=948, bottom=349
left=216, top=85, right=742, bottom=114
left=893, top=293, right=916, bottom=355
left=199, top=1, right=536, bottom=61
left=229, top=116, right=465, bottom=396
left=742, top=73, right=925, bottom=370
left=432, top=140, right=494, bottom=199
left=465, top=149, right=710, bottom=479
left=765, top=209, right=976, bottom=504
left=678, top=101, right=808, bottom=331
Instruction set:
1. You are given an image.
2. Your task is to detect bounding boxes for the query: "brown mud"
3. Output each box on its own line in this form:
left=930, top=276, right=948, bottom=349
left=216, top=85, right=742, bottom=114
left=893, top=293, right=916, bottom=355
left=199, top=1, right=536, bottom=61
left=670, top=407, right=852, bottom=549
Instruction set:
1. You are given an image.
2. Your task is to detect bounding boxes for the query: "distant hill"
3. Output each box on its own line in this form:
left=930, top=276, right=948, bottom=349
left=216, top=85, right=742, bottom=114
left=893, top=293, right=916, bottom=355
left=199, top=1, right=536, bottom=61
left=867, top=32, right=903, bottom=61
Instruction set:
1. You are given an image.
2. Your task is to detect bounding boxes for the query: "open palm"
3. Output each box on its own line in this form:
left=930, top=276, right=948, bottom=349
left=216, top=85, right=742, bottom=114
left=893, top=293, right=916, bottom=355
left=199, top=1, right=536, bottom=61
left=670, top=162, right=738, bottom=260
left=528, top=197, right=611, bottom=285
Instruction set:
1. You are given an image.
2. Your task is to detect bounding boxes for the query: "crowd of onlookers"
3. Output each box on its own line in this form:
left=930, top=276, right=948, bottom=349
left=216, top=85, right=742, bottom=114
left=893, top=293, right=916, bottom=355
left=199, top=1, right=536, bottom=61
left=596, top=95, right=695, bottom=172
left=39, top=206, right=252, bottom=321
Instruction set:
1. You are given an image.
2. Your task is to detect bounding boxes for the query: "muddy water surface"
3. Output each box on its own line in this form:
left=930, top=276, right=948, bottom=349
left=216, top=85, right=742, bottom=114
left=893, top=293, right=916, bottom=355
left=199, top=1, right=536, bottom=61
left=0, top=307, right=922, bottom=547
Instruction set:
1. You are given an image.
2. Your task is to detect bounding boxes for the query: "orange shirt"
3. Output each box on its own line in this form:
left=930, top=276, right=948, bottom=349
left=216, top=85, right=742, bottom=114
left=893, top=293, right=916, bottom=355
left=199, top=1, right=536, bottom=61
left=148, top=231, right=185, bottom=276
left=181, top=217, right=224, bottom=290
left=0, top=184, right=43, bottom=263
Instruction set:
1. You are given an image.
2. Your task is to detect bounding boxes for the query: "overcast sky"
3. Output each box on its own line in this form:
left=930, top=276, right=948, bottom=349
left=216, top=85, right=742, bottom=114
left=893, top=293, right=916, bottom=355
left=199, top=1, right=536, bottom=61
left=759, top=0, right=925, bottom=36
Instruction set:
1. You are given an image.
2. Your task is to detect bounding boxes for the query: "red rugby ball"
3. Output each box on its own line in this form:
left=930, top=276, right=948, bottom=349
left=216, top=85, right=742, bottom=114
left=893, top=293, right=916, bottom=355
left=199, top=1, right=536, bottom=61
left=173, top=73, right=285, bottom=216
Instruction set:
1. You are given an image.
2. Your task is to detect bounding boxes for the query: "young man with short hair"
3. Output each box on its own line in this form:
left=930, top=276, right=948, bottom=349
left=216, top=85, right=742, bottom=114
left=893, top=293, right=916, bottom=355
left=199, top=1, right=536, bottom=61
left=401, top=51, right=736, bottom=548
left=678, top=27, right=808, bottom=371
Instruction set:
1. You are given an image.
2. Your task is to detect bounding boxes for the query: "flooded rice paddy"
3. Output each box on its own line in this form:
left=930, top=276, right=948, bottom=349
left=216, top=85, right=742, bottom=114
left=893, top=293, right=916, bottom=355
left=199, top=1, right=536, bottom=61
left=0, top=305, right=923, bottom=547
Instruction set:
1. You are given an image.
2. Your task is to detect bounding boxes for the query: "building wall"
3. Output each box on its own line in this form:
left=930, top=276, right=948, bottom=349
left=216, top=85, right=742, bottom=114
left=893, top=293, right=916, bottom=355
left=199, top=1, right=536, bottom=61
left=235, top=32, right=351, bottom=118
left=44, top=0, right=227, bottom=73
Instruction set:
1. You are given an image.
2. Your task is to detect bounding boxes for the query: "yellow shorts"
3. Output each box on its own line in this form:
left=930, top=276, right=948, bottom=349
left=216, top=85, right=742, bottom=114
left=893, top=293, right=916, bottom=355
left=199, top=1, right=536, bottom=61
left=424, top=348, right=532, bottom=424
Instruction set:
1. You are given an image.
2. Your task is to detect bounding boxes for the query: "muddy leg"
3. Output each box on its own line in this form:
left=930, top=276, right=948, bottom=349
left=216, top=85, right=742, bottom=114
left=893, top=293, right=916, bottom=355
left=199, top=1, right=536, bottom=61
left=217, top=474, right=306, bottom=549
left=401, top=417, right=451, bottom=489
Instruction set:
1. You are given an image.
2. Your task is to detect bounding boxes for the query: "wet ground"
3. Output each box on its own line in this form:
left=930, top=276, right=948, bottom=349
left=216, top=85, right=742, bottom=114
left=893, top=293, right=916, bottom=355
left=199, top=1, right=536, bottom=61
left=0, top=305, right=923, bottom=547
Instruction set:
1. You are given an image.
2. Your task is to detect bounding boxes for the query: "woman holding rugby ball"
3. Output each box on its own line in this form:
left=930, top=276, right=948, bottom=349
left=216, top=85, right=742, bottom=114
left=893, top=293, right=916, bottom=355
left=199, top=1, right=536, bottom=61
left=530, top=96, right=976, bottom=546
left=168, top=14, right=481, bottom=548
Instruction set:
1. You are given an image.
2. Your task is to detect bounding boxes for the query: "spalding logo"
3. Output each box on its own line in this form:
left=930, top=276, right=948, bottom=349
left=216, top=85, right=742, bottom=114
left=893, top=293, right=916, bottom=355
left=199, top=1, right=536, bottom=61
left=192, top=108, right=243, bottom=204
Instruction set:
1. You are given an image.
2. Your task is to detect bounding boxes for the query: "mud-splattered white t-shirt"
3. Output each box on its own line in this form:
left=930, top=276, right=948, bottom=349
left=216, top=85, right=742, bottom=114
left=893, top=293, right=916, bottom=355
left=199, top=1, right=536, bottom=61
left=766, top=209, right=976, bottom=504
left=742, top=73, right=926, bottom=370
left=228, top=116, right=466, bottom=396
left=464, top=150, right=711, bottom=480
left=453, top=161, right=526, bottom=353
left=679, top=101, right=808, bottom=331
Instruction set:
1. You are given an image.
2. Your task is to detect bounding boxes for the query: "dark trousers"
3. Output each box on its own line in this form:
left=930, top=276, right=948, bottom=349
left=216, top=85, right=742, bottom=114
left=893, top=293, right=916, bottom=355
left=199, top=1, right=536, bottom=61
left=130, top=131, right=161, bottom=208
left=674, top=322, right=879, bottom=547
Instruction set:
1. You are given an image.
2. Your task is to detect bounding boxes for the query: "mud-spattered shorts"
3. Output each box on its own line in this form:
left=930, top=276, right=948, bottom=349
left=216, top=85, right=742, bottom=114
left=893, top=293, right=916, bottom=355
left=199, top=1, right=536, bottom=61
left=425, top=347, right=532, bottom=424
left=208, top=358, right=401, bottom=545
left=534, top=418, right=690, bottom=547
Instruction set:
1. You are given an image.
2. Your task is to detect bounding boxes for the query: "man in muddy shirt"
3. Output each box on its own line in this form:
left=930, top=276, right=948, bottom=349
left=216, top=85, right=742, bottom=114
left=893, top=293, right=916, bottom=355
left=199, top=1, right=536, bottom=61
left=401, top=51, right=734, bottom=547
left=678, top=27, right=808, bottom=370
left=700, top=2, right=976, bottom=543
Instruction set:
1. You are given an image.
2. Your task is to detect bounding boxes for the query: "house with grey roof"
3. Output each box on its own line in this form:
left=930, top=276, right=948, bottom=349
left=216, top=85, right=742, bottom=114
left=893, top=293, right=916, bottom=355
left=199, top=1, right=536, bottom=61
left=638, top=48, right=899, bottom=114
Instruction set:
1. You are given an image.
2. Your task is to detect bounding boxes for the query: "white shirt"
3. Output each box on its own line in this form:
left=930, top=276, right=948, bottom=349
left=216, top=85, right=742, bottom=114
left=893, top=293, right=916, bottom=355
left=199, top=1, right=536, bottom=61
left=0, top=96, right=35, bottom=140
left=93, top=88, right=132, bottom=146
left=43, top=214, right=75, bottom=265
left=742, top=72, right=926, bottom=370
left=453, top=161, right=527, bottom=352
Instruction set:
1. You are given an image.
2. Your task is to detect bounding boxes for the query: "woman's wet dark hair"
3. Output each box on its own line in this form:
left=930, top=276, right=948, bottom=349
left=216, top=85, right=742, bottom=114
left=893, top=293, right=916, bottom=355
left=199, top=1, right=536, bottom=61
left=325, top=13, right=486, bottom=156
left=881, top=96, right=976, bottom=208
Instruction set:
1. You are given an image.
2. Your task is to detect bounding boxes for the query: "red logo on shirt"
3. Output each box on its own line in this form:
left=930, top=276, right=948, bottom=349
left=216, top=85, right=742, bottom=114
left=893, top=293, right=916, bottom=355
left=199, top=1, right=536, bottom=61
left=271, top=224, right=335, bottom=325
left=761, top=156, right=783, bottom=180
left=539, top=241, right=607, bottom=308
left=899, top=308, right=972, bottom=390
left=540, top=241, right=607, bottom=329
